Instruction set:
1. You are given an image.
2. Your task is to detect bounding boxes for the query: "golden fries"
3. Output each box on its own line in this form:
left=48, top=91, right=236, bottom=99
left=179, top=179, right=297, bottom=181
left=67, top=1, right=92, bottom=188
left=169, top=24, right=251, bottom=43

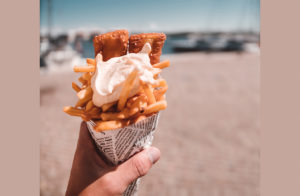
left=88, top=107, right=101, bottom=117
left=82, top=72, right=92, bottom=81
left=142, top=82, right=156, bottom=105
left=102, top=101, right=116, bottom=112
left=86, top=58, right=96, bottom=66
left=73, top=66, right=95, bottom=73
left=126, top=95, right=139, bottom=108
left=152, top=68, right=162, bottom=77
left=101, top=111, right=126, bottom=121
left=132, top=115, right=147, bottom=124
left=77, top=86, right=92, bottom=100
left=153, top=79, right=167, bottom=88
left=94, top=120, right=129, bottom=132
left=117, top=69, right=139, bottom=111
left=78, top=76, right=86, bottom=84
left=63, top=106, right=84, bottom=116
left=154, top=86, right=168, bottom=101
left=64, top=31, right=170, bottom=131
left=153, top=60, right=170, bottom=69
left=143, top=100, right=167, bottom=115
left=72, top=82, right=81, bottom=92
left=66, top=58, right=169, bottom=130
left=85, top=100, right=94, bottom=111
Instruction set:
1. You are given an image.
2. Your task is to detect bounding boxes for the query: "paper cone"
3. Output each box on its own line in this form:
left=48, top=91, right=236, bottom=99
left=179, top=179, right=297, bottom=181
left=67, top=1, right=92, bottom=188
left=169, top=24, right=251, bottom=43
left=86, top=113, right=160, bottom=196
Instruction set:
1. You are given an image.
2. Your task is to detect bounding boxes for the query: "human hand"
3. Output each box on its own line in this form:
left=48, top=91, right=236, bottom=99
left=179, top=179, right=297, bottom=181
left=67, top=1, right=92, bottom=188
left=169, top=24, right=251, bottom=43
left=66, top=122, right=161, bottom=196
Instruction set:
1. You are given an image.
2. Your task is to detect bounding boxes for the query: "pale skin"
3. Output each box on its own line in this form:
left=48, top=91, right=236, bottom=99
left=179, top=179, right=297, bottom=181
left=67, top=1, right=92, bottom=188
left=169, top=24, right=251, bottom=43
left=65, top=122, right=161, bottom=196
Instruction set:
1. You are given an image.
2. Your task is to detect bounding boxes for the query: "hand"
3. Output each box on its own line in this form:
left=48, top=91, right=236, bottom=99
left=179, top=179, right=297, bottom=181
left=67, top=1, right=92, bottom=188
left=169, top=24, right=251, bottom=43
left=65, top=122, right=161, bottom=196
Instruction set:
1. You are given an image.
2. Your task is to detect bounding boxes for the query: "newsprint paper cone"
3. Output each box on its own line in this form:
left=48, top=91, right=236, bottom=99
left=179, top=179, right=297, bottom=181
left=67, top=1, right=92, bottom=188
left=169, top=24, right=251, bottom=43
left=86, top=113, right=160, bottom=196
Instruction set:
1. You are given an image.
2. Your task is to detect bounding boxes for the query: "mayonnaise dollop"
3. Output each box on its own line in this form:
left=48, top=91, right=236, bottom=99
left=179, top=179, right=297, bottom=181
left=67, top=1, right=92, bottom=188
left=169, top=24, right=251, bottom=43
left=91, top=43, right=158, bottom=107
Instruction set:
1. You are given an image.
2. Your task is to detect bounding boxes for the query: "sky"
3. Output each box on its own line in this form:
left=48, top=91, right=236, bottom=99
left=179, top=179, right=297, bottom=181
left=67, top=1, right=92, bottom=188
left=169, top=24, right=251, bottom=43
left=40, top=0, right=260, bottom=35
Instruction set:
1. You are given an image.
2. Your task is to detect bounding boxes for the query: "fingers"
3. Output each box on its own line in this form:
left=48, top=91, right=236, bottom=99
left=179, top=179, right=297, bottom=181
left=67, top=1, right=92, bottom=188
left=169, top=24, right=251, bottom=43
left=113, top=147, right=161, bottom=189
left=79, top=147, right=160, bottom=196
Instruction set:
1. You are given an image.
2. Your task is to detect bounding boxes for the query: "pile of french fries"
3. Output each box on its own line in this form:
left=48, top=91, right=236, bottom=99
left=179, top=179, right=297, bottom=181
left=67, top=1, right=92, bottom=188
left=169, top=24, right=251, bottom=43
left=63, top=57, right=170, bottom=132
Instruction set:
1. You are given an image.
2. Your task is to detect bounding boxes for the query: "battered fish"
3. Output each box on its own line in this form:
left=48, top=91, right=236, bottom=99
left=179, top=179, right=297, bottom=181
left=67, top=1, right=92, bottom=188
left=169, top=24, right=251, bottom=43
left=93, top=30, right=129, bottom=61
left=129, top=33, right=166, bottom=65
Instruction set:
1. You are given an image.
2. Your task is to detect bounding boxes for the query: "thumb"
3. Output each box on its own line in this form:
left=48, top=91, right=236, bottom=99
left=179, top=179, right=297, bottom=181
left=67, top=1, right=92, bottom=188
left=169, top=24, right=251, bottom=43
left=79, top=147, right=161, bottom=196
left=115, top=147, right=161, bottom=188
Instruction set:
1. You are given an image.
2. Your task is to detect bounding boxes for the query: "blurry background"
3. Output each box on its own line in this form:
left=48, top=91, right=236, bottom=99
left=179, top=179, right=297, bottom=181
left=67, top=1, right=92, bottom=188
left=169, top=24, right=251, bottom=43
left=40, top=0, right=260, bottom=195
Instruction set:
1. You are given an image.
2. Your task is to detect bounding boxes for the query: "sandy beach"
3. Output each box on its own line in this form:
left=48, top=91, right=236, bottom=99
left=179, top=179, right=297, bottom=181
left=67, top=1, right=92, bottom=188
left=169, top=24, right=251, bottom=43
left=40, top=52, right=259, bottom=196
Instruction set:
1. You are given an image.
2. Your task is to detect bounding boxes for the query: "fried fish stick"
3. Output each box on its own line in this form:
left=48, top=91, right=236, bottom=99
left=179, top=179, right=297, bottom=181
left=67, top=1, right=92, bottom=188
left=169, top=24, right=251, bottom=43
left=93, top=30, right=129, bottom=61
left=129, top=33, right=166, bottom=65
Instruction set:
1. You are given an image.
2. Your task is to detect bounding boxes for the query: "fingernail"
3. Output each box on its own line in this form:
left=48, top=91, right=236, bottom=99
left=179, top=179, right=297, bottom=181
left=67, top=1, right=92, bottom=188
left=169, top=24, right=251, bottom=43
left=147, top=147, right=160, bottom=164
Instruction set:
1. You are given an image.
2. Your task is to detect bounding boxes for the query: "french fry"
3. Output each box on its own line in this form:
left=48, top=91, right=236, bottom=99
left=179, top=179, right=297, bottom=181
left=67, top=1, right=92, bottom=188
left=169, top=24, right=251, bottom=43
left=126, top=95, right=139, bottom=108
left=83, top=107, right=101, bottom=120
left=75, top=87, right=93, bottom=108
left=132, top=115, right=147, bottom=124
left=63, top=106, right=84, bottom=116
left=86, top=58, right=96, bottom=66
left=152, top=79, right=167, bottom=88
left=117, top=69, right=139, bottom=111
left=89, top=106, right=101, bottom=114
left=100, top=112, right=126, bottom=121
left=152, top=68, right=162, bottom=77
left=101, top=101, right=116, bottom=112
left=143, top=100, right=167, bottom=115
left=77, top=86, right=92, bottom=100
left=101, top=95, right=146, bottom=121
left=154, top=86, right=168, bottom=101
left=141, top=82, right=156, bottom=105
left=72, top=82, right=81, bottom=92
left=73, top=66, right=95, bottom=73
left=156, top=94, right=166, bottom=102
left=82, top=72, right=92, bottom=81
left=78, top=76, right=87, bottom=85
left=94, top=120, right=129, bottom=132
left=75, top=97, right=90, bottom=108
left=81, top=114, right=91, bottom=121
left=153, top=60, right=170, bottom=69
left=128, top=94, right=147, bottom=115
left=85, top=100, right=94, bottom=111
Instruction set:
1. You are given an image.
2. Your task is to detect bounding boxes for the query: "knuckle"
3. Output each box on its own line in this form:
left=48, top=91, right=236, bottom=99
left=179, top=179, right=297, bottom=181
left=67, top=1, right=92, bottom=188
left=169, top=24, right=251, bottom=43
left=132, top=156, right=150, bottom=177
left=100, top=174, right=124, bottom=195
